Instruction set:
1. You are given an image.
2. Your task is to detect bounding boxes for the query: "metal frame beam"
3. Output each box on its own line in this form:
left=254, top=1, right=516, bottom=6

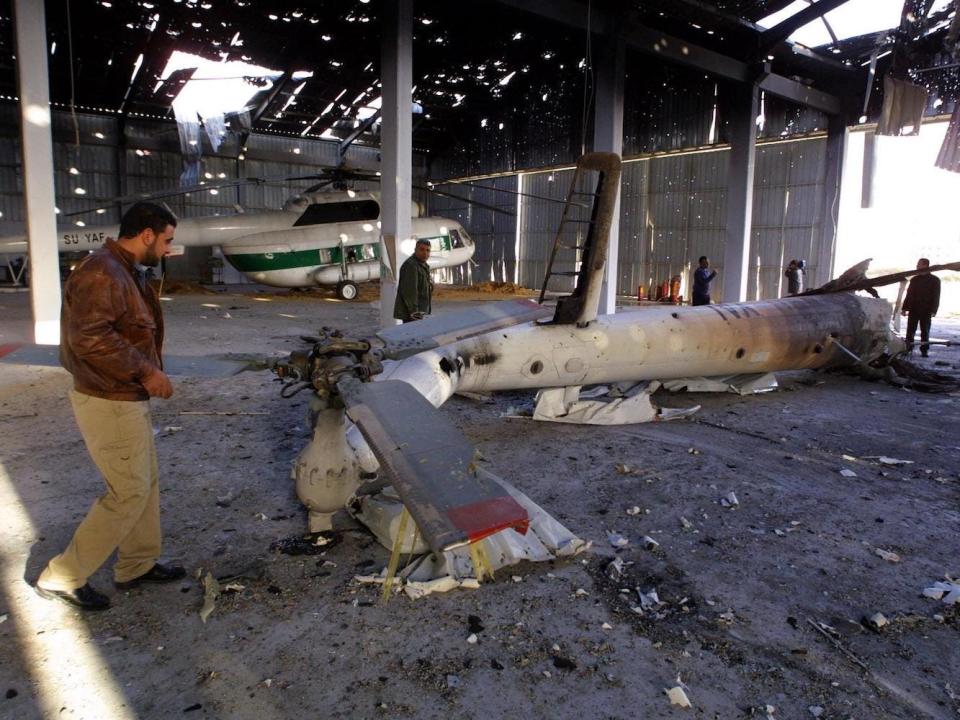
left=495, top=0, right=848, bottom=114
left=758, top=0, right=853, bottom=54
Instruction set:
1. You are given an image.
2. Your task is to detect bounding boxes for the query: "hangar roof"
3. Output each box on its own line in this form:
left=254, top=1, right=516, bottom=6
left=0, top=0, right=956, bottom=156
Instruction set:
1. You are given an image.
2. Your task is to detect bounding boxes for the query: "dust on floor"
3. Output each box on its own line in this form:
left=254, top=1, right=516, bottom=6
left=0, top=288, right=958, bottom=719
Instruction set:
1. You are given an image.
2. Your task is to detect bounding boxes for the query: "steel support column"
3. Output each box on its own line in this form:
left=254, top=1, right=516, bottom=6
left=14, top=0, right=61, bottom=344
left=379, top=0, right=413, bottom=328
left=722, top=82, right=760, bottom=303
left=593, top=36, right=625, bottom=316
left=817, top=114, right=848, bottom=285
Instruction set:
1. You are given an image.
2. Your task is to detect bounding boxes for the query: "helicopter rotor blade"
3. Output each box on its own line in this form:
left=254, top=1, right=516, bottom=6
left=433, top=179, right=589, bottom=210
left=413, top=184, right=515, bottom=217
left=61, top=176, right=276, bottom=218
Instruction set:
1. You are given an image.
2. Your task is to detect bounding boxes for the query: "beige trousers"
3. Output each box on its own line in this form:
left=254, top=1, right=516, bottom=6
left=38, top=390, right=161, bottom=590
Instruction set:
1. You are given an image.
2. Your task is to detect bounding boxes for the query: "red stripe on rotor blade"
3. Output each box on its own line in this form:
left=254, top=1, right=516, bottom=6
left=0, top=343, right=24, bottom=359
left=446, top=496, right=530, bottom=544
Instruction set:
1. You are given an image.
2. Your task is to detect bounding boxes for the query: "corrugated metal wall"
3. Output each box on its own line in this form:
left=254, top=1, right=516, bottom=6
left=429, top=136, right=830, bottom=302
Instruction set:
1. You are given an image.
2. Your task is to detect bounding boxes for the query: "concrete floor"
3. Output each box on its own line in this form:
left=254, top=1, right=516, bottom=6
left=1, top=285, right=959, bottom=719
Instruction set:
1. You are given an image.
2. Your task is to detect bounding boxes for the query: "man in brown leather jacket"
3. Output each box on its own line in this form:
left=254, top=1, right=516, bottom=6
left=35, top=202, right=186, bottom=610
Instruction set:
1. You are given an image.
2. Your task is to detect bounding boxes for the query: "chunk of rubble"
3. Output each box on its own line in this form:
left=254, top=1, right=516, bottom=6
left=866, top=612, right=889, bottom=630
left=665, top=686, right=691, bottom=708
left=839, top=468, right=858, bottom=478
left=874, top=548, right=901, bottom=563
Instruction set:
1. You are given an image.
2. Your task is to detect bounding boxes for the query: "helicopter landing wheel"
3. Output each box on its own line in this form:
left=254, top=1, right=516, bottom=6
left=336, top=280, right=359, bottom=301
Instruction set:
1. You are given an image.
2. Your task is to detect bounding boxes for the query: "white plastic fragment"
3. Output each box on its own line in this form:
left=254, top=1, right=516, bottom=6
left=601, top=622, right=613, bottom=630
left=607, top=531, right=630, bottom=548
left=680, top=516, right=694, bottom=530
left=868, top=612, right=889, bottom=629
left=922, top=580, right=960, bottom=604
left=870, top=456, right=914, bottom=466
left=839, top=468, right=858, bottom=478
left=626, top=506, right=641, bottom=516
left=638, top=588, right=660, bottom=609
left=666, top=686, right=691, bottom=708
left=874, top=548, right=901, bottom=563
left=641, top=535, right=660, bottom=550
left=403, top=577, right=480, bottom=600
left=0, top=613, right=7, bottom=625
left=720, top=491, right=739, bottom=508
left=574, top=588, right=589, bottom=597
left=466, top=633, right=478, bottom=645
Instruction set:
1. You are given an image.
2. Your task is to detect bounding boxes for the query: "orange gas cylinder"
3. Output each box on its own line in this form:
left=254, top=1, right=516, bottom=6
left=670, top=275, right=682, bottom=304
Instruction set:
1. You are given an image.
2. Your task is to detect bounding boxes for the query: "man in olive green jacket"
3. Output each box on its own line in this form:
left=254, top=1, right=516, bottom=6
left=393, top=239, right=434, bottom=322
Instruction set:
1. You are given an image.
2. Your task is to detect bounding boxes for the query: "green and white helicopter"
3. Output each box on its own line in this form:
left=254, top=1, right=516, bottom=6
left=0, top=169, right=494, bottom=300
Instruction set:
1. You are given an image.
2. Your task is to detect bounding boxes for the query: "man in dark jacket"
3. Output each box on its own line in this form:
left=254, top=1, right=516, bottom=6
left=393, top=238, right=434, bottom=322
left=35, top=202, right=185, bottom=611
left=692, top=256, right=717, bottom=306
left=902, top=257, right=941, bottom=357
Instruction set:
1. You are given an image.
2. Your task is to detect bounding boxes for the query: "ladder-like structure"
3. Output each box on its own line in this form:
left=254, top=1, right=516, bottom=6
left=537, top=152, right=622, bottom=326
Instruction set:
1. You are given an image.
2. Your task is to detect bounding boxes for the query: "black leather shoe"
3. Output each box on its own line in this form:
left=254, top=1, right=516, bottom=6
left=34, top=582, right=110, bottom=611
left=114, top=562, right=186, bottom=590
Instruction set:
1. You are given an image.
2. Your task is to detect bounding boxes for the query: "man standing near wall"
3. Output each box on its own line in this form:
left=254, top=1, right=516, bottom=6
left=393, top=238, right=433, bottom=322
left=34, top=202, right=185, bottom=611
left=902, top=257, right=941, bottom=358
left=692, top=256, right=717, bottom=306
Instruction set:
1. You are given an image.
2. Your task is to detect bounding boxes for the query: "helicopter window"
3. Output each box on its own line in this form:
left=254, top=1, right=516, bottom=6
left=449, top=229, right=464, bottom=248
left=293, top=200, right=380, bottom=227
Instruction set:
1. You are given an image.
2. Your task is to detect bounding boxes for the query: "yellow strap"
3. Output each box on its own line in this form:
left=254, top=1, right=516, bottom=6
left=381, top=506, right=410, bottom=603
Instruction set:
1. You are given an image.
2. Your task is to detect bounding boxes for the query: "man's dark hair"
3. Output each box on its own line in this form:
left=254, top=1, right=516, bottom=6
left=118, top=202, right=178, bottom=239
left=415, top=238, right=432, bottom=247
left=918, top=257, right=930, bottom=266
left=699, top=256, right=708, bottom=263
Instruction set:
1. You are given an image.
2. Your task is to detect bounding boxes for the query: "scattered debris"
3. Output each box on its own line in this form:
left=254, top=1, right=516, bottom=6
left=403, top=577, right=480, bottom=600
left=922, top=579, right=960, bottom=604
left=615, top=463, right=638, bottom=475
left=606, top=557, right=625, bottom=580
left=805, top=617, right=868, bottom=670
left=270, top=531, right=340, bottom=555
left=215, top=489, right=235, bottom=508
left=466, top=633, right=478, bottom=645
left=720, top=491, right=739, bottom=508
left=808, top=706, right=824, bottom=718
left=607, top=531, right=629, bottom=548
left=839, top=468, right=858, bottom=478
left=574, top=588, right=589, bottom=597
left=641, top=535, right=660, bottom=550
left=626, top=505, right=641, bottom=515
left=874, top=548, right=902, bottom=563
left=199, top=572, right=220, bottom=624
left=601, top=622, right=613, bottom=630
left=637, top=587, right=661, bottom=610
left=680, top=516, right=694, bottom=530
left=666, top=685, right=692, bottom=708
left=865, top=612, right=889, bottom=631
left=865, top=456, right=915, bottom=466
left=253, top=512, right=269, bottom=521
